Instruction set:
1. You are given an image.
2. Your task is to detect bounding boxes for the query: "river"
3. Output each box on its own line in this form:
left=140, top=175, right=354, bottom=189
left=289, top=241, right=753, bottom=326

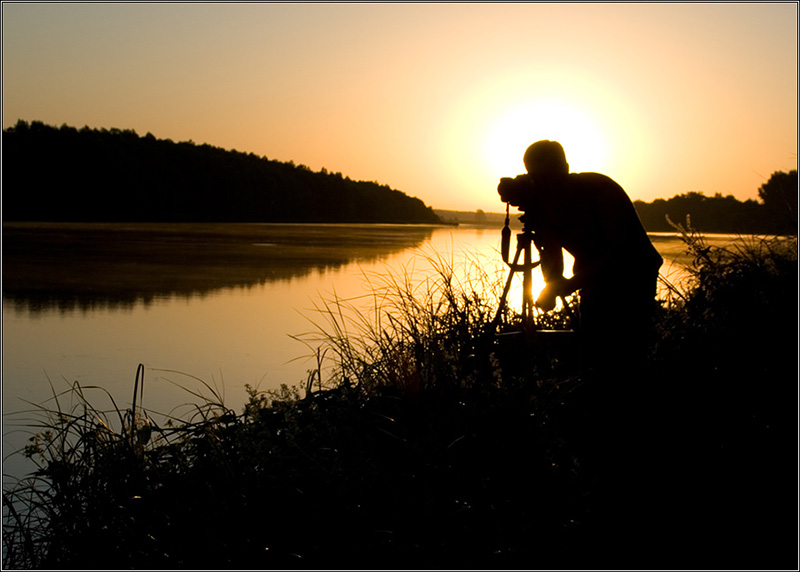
left=2, top=221, right=718, bottom=482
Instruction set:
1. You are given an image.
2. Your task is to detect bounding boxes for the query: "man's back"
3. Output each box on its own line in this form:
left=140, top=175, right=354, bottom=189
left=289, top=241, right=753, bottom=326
left=532, top=172, right=662, bottom=279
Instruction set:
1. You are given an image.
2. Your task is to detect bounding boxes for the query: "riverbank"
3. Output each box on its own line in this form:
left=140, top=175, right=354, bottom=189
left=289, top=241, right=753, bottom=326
left=3, top=229, right=797, bottom=569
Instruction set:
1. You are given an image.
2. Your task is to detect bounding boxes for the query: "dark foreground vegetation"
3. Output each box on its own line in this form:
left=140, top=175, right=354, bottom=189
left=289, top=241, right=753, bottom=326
left=3, top=222, right=798, bottom=569
left=2, top=120, right=441, bottom=224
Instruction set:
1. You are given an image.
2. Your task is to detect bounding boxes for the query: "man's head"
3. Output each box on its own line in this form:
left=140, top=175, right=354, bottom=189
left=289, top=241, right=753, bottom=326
left=523, top=140, right=569, bottom=178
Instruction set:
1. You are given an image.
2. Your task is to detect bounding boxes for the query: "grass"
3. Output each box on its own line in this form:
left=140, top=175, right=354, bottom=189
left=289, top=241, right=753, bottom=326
left=3, top=226, right=797, bottom=570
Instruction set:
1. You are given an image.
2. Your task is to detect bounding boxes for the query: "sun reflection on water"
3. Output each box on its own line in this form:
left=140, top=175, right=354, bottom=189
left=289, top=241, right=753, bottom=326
left=375, top=226, right=575, bottom=317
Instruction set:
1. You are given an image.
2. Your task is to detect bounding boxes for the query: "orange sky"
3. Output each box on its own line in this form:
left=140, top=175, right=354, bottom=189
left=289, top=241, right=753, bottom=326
left=2, top=2, right=797, bottom=211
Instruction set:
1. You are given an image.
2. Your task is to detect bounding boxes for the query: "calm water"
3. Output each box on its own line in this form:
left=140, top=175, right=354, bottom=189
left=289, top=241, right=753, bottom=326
left=2, top=222, right=705, bottom=481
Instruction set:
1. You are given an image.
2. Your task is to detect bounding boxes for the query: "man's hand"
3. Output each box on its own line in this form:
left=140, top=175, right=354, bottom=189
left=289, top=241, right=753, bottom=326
left=535, top=277, right=575, bottom=311
left=535, top=287, right=558, bottom=312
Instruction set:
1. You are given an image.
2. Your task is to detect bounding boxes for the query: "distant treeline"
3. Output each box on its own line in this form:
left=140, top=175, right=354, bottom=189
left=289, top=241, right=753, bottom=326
left=633, top=176, right=797, bottom=235
left=439, top=176, right=797, bottom=235
left=2, top=120, right=442, bottom=224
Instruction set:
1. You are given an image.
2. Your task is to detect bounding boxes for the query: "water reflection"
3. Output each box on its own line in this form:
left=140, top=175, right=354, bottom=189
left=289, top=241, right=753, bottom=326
left=2, top=222, right=436, bottom=312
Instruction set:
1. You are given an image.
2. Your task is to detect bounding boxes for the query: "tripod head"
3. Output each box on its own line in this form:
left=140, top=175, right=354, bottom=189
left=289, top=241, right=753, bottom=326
left=500, top=202, right=540, bottom=269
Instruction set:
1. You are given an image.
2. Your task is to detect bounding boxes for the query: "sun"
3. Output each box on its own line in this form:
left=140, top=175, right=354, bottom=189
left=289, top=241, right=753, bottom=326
left=482, top=99, right=612, bottom=179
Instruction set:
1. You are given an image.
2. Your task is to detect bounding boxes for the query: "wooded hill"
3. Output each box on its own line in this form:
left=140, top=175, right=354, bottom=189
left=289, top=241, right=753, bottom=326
left=2, top=121, right=442, bottom=224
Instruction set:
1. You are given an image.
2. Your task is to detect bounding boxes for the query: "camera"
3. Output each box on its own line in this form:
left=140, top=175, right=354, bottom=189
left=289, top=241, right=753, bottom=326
left=497, top=174, right=534, bottom=209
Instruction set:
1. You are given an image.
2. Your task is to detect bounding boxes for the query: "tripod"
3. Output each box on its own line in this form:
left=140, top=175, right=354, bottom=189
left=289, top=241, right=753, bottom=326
left=491, top=207, right=542, bottom=332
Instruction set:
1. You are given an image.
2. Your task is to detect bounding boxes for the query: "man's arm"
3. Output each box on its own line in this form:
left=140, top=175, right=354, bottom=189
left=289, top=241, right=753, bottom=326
left=533, top=231, right=567, bottom=311
left=534, top=231, right=564, bottom=282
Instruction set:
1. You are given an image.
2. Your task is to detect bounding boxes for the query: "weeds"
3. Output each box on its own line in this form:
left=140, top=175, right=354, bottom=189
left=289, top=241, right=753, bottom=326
left=3, top=230, right=797, bottom=569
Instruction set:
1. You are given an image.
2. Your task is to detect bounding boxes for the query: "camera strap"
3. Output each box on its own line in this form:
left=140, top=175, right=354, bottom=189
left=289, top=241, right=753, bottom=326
left=501, top=203, right=511, bottom=263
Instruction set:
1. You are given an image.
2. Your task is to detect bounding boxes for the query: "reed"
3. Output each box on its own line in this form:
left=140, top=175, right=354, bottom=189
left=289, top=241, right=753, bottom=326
left=3, top=229, right=796, bottom=569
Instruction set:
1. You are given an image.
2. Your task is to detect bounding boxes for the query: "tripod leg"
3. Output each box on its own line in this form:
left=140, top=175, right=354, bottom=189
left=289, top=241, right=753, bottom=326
left=522, top=241, right=534, bottom=329
left=491, top=240, right=525, bottom=328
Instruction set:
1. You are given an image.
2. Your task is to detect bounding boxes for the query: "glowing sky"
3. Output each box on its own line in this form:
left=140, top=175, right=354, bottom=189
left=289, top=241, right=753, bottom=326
left=2, top=2, right=797, bottom=211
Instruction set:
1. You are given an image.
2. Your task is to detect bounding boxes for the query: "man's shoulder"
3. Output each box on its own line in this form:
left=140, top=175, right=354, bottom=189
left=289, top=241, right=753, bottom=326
left=569, top=172, right=627, bottom=195
left=570, top=172, right=620, bottom=186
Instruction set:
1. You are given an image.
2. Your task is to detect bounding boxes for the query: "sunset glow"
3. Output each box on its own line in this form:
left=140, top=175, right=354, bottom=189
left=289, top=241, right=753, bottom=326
left=2, top=3, right=796, bottom=211
left=481, top=99, right=612, bottom=179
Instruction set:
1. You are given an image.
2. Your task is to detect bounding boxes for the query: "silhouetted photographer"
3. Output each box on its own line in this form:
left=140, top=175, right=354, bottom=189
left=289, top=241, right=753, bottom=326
left=499, top=140, right=664, bottom=563
left=498, top=140, right=663, bottom=374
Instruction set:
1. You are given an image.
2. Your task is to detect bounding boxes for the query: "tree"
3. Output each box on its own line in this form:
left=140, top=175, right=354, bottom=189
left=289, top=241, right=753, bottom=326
left=758, top=170, right=798, bottom=234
